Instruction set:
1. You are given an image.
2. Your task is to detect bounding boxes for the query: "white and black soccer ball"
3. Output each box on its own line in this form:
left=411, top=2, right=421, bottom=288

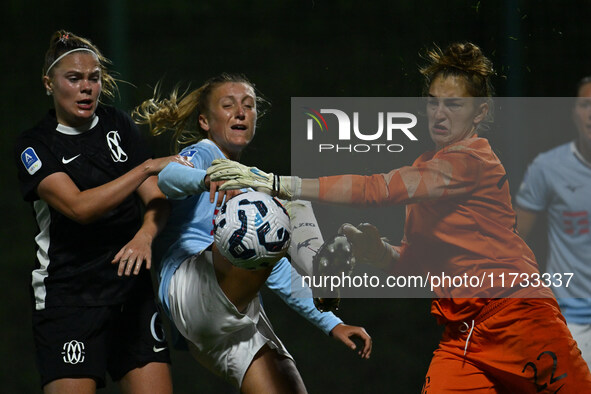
left=213, top=191, right=291, bottom=270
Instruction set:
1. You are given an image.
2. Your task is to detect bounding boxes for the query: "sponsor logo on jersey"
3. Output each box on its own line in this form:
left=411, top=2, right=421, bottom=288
left=21, top=147, right=42, bottom=175
left=61, top=340, right=85, bottom=364
left=106, top=130, right=128, bottom=162
left=563, top=211, right=589, bottom=235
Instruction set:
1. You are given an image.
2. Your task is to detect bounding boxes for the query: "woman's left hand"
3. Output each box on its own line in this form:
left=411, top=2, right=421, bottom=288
left=112, top=231, right=153, bottom=276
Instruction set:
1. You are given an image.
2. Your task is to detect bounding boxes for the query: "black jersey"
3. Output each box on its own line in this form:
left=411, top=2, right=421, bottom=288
left=14, top=105, right=154, bottom=310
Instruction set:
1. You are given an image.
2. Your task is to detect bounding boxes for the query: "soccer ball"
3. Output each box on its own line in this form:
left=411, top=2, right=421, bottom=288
left=213, top=191, right=291, bottom=270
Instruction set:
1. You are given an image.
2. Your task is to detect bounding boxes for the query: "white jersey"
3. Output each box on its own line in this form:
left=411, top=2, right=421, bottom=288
left=517, top=142, right=591, bottom=323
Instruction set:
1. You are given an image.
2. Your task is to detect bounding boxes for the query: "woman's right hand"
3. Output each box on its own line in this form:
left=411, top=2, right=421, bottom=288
left=205, top=175, right=243, bottom=206
left=146, top=154, right=194, bottom=175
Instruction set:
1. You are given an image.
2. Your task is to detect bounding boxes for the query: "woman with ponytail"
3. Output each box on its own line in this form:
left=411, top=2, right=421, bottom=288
left=134, top=73, right=372, bottom=393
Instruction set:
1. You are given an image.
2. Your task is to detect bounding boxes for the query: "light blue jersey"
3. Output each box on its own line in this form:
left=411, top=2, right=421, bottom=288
left=154, top=139, right=342, bottom=333
left=516, top=142, right=591, bottom=323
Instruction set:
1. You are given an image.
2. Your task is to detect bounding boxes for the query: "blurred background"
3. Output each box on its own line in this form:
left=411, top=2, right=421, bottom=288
left=2, top=1, right=591, bottom=392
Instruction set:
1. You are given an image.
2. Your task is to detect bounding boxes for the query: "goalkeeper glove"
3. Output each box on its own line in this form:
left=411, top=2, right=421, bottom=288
left=338, top=223, right=398, bottom=271
left=207, top=159, right=302, bottom=200
left=312, top=234, right=356, bottom=312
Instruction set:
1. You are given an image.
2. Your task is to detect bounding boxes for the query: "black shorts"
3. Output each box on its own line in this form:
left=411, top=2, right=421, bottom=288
left=32, top=297, right=171, bottom=388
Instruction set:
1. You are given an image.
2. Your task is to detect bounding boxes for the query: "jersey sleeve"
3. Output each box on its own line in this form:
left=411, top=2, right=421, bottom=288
left=283, top=199, right=323, bottom=275
left=265, top=258, right=343, bottom=335
left=158, top=163, right=207, bottom=199
left=157, top=143, right=216, bottom=199
left=318, top=151, right=483, bottom=206
left=14, top=135, right=63, bottom=201
left=515, top=155, right=549, bottom=212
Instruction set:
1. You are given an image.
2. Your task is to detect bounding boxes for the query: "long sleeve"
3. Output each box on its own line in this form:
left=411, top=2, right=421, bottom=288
left=318, top=150, right=483, bottom=206
left=158, top=162, right=207, bottom=199
left=282, top=199, right=323, bottom=276
left=158, top=141, right=224, bottom=200
left=265, top=258, right=343, bottom=335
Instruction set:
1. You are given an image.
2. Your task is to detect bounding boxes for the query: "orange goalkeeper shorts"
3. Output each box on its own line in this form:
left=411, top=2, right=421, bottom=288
left=422, top=298, right=591, bottom=393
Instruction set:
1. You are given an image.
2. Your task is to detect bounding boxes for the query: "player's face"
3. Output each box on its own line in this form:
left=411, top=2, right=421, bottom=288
left=200, top=82, right=257, bottom=160
left=427, top=75, right=488, bottom=150
left=43, top=52, right=102, bottom=127
left=573, top=82, right=591, bottom=150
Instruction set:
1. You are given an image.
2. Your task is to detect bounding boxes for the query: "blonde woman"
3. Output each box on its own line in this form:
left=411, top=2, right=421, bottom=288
left=134, top=73, right=372, bottom=393
left=14, top=30, right=190, bottom=394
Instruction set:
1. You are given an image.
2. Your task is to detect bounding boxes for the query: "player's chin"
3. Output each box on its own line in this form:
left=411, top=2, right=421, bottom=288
left=429, top=133, right=447, bottom=147
left=72, top=107, right=96, bottom=121
left=226, top=139, right=252, bottom=155
left=237, top=136, right=254, bottom=147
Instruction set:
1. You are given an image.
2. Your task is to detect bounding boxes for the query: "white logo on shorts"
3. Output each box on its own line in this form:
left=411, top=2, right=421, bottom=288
left=106, top=131, right=128, bottom=162
left=150, top=312, right=166, bottom=343
left=62, top=340, right=85, bottom=364
left=150, top=312, right=167, bottom=353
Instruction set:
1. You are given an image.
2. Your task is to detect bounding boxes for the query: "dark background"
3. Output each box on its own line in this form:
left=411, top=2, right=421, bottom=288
left=2, top=1, right=590, bottom=392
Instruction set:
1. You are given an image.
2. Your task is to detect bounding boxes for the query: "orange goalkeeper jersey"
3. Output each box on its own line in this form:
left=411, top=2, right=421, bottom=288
left=318, top=136, right=552, bottom=324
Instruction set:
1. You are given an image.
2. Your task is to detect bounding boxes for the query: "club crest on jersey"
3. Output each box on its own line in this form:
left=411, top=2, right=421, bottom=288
left=21, top=147, right=42, bottom=175
left=107, top=130, right=128, bottom=162
left=180, top=149, right=197, bottom=160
